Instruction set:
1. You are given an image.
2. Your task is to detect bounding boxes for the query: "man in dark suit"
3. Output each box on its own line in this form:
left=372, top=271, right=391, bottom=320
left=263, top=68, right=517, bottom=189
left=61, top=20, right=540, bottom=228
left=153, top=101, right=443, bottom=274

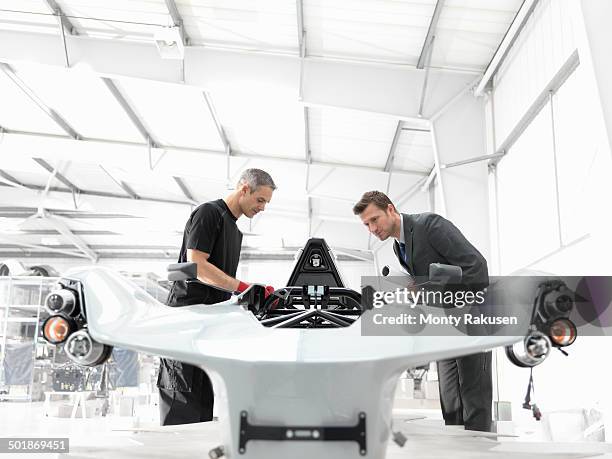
left=353, top=190, right=492, bottom=432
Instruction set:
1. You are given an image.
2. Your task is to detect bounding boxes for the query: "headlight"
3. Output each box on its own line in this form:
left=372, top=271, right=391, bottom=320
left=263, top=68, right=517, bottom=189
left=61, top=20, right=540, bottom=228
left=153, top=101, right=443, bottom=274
left=506, top=331, right=551, bottom=368
left=64, top=330, right=112, bottom=367
left=548, top=318, right=577, bottom=347
left=541, top=285, right=574, bottom=319
left=45, top=289, right=79, bottom=316
left=42, top=315, right=75, bottom=344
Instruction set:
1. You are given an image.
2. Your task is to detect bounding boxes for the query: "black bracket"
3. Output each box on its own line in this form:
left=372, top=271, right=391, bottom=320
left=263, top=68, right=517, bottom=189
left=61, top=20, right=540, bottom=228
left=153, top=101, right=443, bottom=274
left=238, top=411, right=367, bottom=455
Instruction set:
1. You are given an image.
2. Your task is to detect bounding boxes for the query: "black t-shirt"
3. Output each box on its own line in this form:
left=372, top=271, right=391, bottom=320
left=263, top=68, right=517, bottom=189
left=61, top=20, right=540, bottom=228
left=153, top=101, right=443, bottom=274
left=169, top=199, right=243, bottom=306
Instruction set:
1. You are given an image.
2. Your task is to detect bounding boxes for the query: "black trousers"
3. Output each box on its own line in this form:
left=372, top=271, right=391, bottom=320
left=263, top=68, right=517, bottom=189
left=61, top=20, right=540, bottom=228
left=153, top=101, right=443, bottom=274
left=436, top=351, right=492, bottom=432
left=158, top=364, right=214, bottom=425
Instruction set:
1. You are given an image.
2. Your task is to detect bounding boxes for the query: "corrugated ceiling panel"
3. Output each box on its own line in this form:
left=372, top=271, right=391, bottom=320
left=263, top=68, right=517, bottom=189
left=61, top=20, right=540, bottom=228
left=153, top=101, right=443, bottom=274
left=0, top=155, right=50, bottom=176
left=115, top=79, right=225, bottom=150
left=10, top=64, right=145, bottom=142
left=117, top=172, right=193, bottom=202
left=431, top=0, right=522, bottom=71
left=57, top=0, right=169, bottom=40
left=0, top=70, right=66, bottom=135
left=179, top=0, right=298, bottom=52
left=176, top=175, right=226, bottom=203
left=0, top=170, right=51, bottom=189
left=305, top=0, right=435, bottom=64
left=63, top=231, right=182, bottom=247
left=309, top=106, right=397, bottom=169
left=313, top=197, right=357, bottom=220
left=213, top=89, right=305, bottom=159
left=0, top=169, right=57, bottom=189
left=0, top=1, right=58, bottom=35
left=59, top=162, right=131, bottom=194
left=306, top=164, right=388, bottom=201
left=48, top=216, right=149, bottom=235
left=392, top=129, right=433, bottom=172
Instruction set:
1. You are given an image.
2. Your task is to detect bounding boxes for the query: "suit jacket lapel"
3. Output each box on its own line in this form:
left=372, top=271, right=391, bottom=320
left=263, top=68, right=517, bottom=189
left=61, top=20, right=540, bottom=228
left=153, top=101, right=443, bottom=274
left=402, top=214, right=414, bottom=275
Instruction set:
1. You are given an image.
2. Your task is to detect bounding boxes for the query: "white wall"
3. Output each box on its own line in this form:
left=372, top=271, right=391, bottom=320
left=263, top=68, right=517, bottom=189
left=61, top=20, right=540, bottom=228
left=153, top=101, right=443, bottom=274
left=489, top=0, right=612, bottom=438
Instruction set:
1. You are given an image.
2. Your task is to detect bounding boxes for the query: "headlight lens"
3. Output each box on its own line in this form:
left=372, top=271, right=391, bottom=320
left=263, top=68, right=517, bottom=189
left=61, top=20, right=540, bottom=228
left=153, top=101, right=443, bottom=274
left=548, top=318, right=577, bottom=347
left=43, top=315, right=74, bottom=344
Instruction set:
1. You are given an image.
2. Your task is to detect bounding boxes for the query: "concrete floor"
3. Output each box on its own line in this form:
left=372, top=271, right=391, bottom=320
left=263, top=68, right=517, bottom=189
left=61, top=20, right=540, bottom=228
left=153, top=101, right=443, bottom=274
left=1, top=400, right=612, bottom=459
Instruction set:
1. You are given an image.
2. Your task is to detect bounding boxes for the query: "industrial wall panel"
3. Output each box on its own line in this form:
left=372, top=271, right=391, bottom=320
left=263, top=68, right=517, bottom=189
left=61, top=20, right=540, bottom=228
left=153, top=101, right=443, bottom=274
left=496, top=104, right=559, bottom=274
left=492, top=0, right=576, bottom=149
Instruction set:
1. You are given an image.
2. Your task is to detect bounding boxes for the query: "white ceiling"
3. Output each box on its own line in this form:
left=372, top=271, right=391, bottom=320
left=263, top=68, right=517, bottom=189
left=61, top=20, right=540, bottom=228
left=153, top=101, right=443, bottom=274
left=0, top=0, right=522, bottom=262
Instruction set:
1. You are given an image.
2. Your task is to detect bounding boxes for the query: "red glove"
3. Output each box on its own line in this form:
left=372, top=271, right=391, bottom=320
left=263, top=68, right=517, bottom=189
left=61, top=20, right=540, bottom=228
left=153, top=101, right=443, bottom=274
left=264, top=285, right=275, bottom=299
left=265, top=285, right=279, bottom=310
left=235, top=281, right=250, bottom=294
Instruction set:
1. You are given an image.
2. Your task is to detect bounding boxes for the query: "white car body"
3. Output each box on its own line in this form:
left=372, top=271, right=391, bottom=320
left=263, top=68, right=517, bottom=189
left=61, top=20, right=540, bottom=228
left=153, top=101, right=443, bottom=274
left=62, top=265, right=528, bottom=459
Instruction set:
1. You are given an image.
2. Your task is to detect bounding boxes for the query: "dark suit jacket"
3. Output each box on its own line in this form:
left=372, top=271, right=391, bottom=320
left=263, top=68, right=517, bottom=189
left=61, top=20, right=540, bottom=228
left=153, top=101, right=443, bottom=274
left=393, top=212, right=488, bottom=291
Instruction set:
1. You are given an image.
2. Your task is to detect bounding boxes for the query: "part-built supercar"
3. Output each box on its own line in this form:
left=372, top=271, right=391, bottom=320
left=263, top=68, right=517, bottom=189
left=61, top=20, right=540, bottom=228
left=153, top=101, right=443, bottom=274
left=41, top=238, right=577, bottom=459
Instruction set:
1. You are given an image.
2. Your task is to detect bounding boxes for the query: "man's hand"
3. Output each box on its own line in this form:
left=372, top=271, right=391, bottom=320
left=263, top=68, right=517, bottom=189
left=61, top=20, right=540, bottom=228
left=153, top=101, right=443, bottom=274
left=235, top=281, right=250, bottom=294
left=265, top=285, right=279, bottom=310
left=236, top=282, right=278, bottom=309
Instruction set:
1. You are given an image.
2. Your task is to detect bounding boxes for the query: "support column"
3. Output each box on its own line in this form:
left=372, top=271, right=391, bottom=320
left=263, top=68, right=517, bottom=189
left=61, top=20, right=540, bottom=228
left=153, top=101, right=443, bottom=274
left=429, top=92, right=491, bottom=260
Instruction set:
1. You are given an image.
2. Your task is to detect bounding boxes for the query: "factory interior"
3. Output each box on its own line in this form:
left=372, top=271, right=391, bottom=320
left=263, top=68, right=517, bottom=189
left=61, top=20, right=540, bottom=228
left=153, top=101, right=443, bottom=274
left=1, top=0, right=612, bottom=458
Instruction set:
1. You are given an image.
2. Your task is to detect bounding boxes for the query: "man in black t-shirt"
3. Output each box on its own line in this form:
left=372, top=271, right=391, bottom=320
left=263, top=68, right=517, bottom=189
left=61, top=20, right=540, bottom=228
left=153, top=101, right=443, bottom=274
left=157, top=168, right=277, bottom=425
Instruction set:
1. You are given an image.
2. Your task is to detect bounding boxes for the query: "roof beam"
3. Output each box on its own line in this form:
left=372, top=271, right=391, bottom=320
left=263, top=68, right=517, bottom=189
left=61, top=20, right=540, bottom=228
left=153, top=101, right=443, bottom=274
left=99, top=165, right=140, bottom=199
left=0, top=170, right=26, bottom=189
left=0, top=244, right=178, bottom=251
left=101, top=77, right=157, bottom=147
left=0, top=29, right=477, bottom=120
left=32, top=157, right=79, bottom=192
left=0, top=131, right=431, bottom=178
left=0, top=185, right=192, bottom=224
left=418, top=35, right=436, bottom=116
left=442, top=153, right=505, bottom=169
left=163, top=0, right=189, bottom=46
left=173, top=176, right=197, bottom=203
left=475, top=0, right=540, bottom=96
left=332, top=246, right=374, bottom=263
left=395, top=174, right=430, bottom=209
left=42, top=211, right=98, bottom=261
left=13, top=229, right=117, bottom=236
left=384, top=121, right=403, bottom=172
left=0, top=249, right=173, bottom=260
left=203, top=92, right=230, bottom=154
left=296, top=0, right=306, bottom=58
left=202, top=92, right=231, bottom=180
left=304, top=105, right=313, bottom=234
left=44, top=0, right=78, bottom=35
left=307, top=196, right=313, bottom=237
left=0, top=249, right=365, bottom=262
left=0, top=184, right=360, bottom=227
left=0, top=183, right=190, bottom=210
left=0, top=233, right=88, bottom=259
left=304, top=106, right=311, bottom=167
left=0, top=63, right=80, bottom=139
left=417, top=0, right=444, bottom=69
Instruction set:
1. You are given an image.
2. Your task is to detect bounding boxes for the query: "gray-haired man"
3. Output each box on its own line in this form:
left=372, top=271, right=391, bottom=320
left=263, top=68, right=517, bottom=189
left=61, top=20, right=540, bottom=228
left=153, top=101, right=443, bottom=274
left=157, top=168, right=277, bottom=425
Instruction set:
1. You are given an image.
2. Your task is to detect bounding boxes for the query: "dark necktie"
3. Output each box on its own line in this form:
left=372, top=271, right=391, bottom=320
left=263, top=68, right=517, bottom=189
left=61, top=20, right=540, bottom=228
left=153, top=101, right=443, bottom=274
left=399, top=242, right=408, bottom=265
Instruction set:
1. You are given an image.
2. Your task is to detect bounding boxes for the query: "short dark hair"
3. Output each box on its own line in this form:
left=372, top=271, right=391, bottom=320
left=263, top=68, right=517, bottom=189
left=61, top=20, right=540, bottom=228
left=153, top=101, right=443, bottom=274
left=352, top=191, right=395, bottom=215
left=238, top=168, right=277, bottom=192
